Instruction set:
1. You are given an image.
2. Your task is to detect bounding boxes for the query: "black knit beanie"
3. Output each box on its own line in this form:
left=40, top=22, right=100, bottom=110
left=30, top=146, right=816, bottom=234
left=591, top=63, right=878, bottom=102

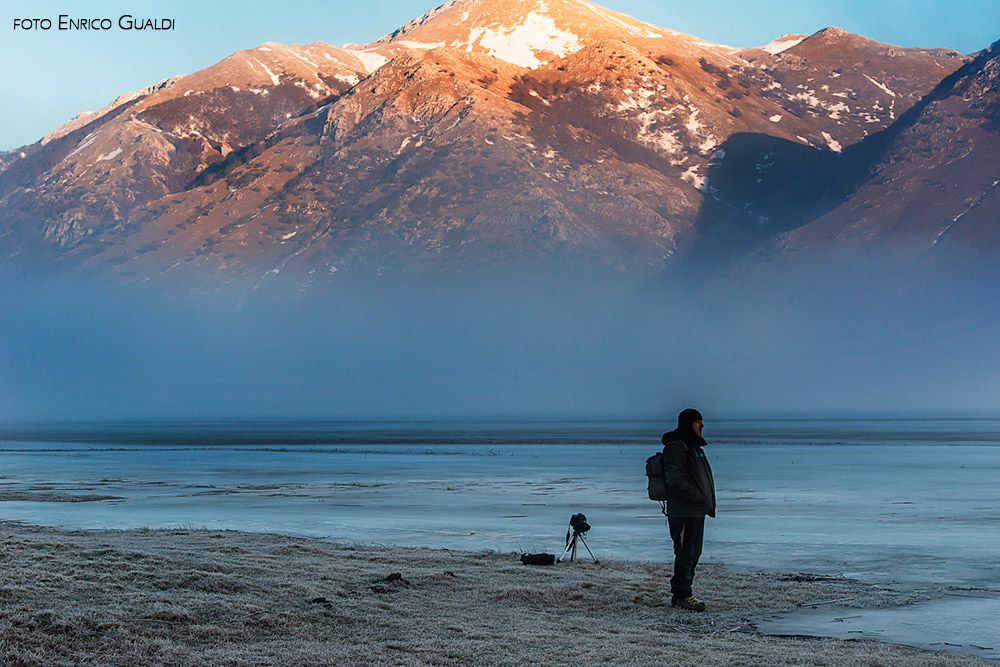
left=677, top=408, right=703, bottom=429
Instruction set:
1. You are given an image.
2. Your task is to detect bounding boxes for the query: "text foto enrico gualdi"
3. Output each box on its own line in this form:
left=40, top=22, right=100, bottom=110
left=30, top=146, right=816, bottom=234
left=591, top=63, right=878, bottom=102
left=13, top=16, right=175, bottom=31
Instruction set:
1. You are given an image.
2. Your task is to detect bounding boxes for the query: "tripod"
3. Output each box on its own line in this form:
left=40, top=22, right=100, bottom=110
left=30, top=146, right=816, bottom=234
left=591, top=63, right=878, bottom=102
left=558, top=528, right=599, bottom=563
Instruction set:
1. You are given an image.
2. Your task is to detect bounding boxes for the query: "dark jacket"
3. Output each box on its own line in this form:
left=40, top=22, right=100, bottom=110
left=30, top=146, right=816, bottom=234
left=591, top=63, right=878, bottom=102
left=661, top=428, right=716, bottom=518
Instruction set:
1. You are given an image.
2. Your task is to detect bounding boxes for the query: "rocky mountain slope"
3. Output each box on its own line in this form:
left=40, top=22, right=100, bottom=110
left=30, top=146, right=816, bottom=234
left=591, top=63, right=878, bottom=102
left=770, top=41, right=1000, bottom=258
left=0, top=0, right=984, bottom=283
left=693, top=40, right=999, bottom=265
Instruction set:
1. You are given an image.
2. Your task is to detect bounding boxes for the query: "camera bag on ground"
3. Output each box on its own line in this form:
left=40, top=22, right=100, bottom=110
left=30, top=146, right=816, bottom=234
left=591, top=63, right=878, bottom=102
left=520, top=552, right=555, bottom=566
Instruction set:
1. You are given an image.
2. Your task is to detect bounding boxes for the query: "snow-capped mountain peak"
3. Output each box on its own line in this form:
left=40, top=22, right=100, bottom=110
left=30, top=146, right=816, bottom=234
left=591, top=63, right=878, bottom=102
left=369, top=0, right=724, bottom=69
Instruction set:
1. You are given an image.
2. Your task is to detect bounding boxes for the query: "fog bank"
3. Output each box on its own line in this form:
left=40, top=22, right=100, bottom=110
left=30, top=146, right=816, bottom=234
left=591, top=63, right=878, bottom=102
left=1, top=256, right=998, bottom=421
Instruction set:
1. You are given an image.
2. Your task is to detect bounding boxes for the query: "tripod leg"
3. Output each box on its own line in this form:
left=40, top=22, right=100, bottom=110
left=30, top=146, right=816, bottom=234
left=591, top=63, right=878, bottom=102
left=557, top=536, right=576, bottom=563
left=577, top=534, right=599, bottom=563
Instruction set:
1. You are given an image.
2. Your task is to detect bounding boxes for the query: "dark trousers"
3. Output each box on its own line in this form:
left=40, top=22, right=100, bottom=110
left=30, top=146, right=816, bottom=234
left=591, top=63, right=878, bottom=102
left=668, top=516, right=705, bottom=599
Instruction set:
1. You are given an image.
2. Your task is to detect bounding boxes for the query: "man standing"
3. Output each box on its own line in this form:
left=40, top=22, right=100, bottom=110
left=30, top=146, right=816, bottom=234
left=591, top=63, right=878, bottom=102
left=661, top=408, right=716, bottom=611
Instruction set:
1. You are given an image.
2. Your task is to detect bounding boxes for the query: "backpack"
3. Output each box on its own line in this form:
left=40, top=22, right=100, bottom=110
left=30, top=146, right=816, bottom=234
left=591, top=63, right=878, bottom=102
left=646, top=450, right=668, bottom=501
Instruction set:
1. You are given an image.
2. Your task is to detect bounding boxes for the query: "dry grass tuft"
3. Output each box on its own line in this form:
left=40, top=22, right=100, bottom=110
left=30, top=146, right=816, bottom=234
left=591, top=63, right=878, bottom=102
left=0, top=522, right=988, bottom=666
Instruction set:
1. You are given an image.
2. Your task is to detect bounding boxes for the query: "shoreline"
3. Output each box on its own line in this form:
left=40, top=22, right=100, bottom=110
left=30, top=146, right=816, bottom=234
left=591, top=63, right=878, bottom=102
left=0, top=522, right=989, bottom=666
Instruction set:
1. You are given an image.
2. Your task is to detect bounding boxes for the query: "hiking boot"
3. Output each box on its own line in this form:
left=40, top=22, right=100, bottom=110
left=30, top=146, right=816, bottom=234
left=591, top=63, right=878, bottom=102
left=671, top=595, right=706, bottom=612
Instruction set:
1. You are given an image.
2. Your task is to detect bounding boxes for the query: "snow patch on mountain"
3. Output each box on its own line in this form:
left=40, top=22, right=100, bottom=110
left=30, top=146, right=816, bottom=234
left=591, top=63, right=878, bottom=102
left=693, top=40, right=734, bottom=52
left=681, top=164, right=707, bottom=190
left=790, top=89, right=822, bottom=107
left=578, top=0, right=662, bottom=38
left=396, top=40, right=447, bottom=49
left=67, top=132, right=99, bottom=158
left=294, top=81, right=328, bottom=99
left=686, top=108, right=719, bottom=152
left=348, top=49, right=389, bottom=74
left=96, top=148, right=123, bottom=162
left=863, top=74, right=896, bottom=97
left=615, top=87, right=649, bottom=112
left=827, top=100, right=850, bottom=119
left=289, top=49, right=320, bottom=69
left=634, top=109, right=682, bottom=155
left=255, top=60, right=281, bottom=85
left=821, top=131, right=842, bottom=153
left=685, top=109, right=703, bottom=134
left=464, top=12, right=583, bottom=68
left=760, top=34, right=805, bottom=55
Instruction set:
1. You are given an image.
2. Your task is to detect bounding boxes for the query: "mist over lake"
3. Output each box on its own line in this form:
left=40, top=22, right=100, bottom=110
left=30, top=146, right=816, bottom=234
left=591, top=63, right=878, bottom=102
left=2, top=252, right=998, bottom=422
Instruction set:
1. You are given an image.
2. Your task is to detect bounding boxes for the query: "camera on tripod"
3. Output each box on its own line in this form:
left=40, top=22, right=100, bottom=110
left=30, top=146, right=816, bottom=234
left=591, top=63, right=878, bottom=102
left=568, top=513, right=590, bottom=535
left=559, top=512, right=598, bottom=563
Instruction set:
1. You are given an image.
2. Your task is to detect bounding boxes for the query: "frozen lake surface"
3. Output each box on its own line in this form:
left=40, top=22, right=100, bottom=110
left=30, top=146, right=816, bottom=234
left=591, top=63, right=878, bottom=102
left=764, top=594, right=1000, bottom=661
left=1, top=418, right=998, bottom=655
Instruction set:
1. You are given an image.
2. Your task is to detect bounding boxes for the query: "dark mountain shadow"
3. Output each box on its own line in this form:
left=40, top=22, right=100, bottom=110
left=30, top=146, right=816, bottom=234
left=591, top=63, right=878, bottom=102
left=688, top=133, right=851, bottom=264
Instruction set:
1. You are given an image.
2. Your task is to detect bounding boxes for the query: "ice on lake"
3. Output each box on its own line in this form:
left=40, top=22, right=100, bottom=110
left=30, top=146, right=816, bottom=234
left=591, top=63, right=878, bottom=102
left=764, top=594, right=1000, bottom=661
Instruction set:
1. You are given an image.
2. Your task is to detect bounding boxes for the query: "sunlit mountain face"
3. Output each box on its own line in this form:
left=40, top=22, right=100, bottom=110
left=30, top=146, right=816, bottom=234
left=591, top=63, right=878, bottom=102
left=2, top=0, right=992, bottom=286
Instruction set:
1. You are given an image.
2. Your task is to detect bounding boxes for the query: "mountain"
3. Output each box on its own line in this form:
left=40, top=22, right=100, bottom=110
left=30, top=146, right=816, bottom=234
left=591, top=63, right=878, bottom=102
left=768, top=41, right=1000, bottom=258
left=0, top=40, right=394, bottom=253
left=0, top=0, right=982, bottom=283
left=739, top=27, right=967, bottom=149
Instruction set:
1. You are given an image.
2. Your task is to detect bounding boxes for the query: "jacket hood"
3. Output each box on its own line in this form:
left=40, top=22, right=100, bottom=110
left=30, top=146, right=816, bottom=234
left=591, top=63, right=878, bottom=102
left=662, top=427, right=707, bottom=449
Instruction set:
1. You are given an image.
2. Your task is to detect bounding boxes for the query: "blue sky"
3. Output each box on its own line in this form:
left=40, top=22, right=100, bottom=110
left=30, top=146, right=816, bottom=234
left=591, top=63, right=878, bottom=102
left=1, top=0, right=997, bottom=151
